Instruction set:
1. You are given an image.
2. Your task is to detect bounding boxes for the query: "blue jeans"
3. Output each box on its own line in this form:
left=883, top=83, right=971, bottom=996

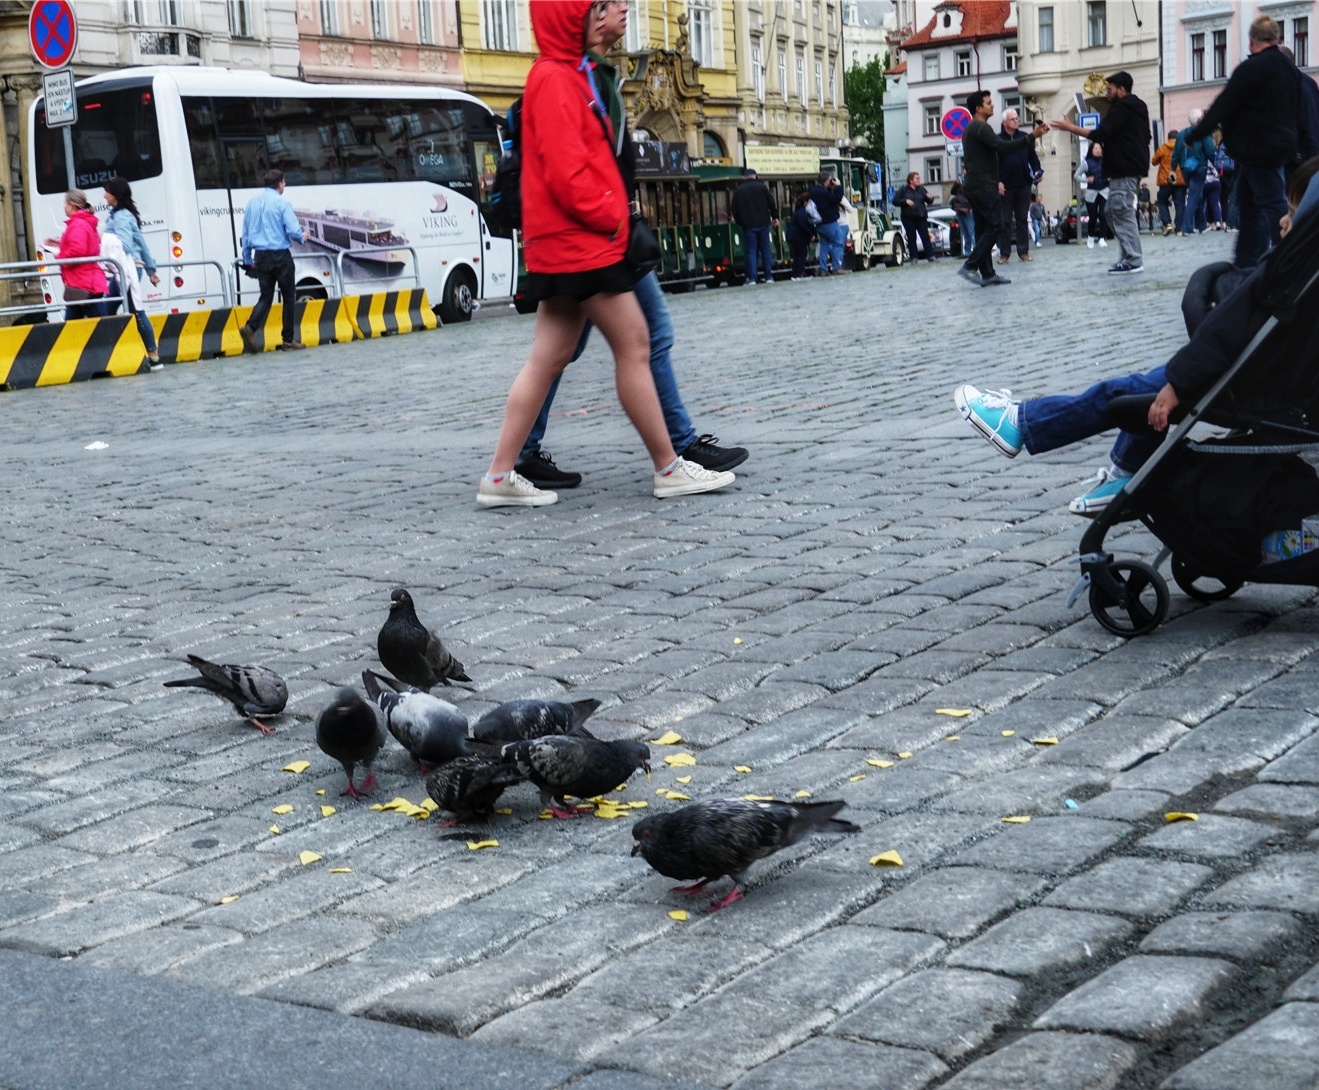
left=1018, top=366, right=1167, bottom=474
left=744, top=225, right=774, bottom=283
left=1233, top=163, right=1286, bottom=269
left=521, top=270, right=697, bottom=459
left=816, top=220, right=846, bottom=272
left=956, top=212, right=975, bottom=253
left=1183, top=167, right=1208, bottom=233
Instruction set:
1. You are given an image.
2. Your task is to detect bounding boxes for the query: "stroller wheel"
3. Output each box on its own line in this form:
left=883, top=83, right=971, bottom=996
left=1170, top=556, right=1242, bottom=602
left=1089, top=560, right=1170, bottom=637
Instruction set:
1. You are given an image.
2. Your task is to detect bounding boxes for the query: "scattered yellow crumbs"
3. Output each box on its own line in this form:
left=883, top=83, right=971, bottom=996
left=280, top=761, right=311, bottom=774
left=794, top=790, right=812, bottom=798
left=329, top=868, right=353, bottom=874
left=495, top=807, right=513, bottom=815
left=733, top=637, right=743, bottom=645
left=660, top=791, right=691, bottom=802
left=869, top=851, right=904, bottom=867
left=865, top=758, right=894, bottom=769
left=850, top=774, right=867, bottom=782
left=315, top=790, right=326, bottom=796
left=1002, top=816, right=1031, bottom=824
left=669, top=909, right=689, bottom=920
left=741, top=794, right=775, bottom=802
left=320, top=805, right=336, bottom=817
left=945, top=736, right=961, bottom=741
left=375, top=796, right=430, bottom=819
left=466, top=839, right=498, bottom=850
left=664, top=753, right=697, bottom=767
left=269, top=825, right=280, bottom=835
left=219, top=895, right=239, bottom=904
left=897, top=752, right=913, bottom=760
left=299, top=851, right=322, bottom=865
left=271, top=804, right=293, bottom=815
left=651, top=731, right=683, bottom=746
left=1165, top=812, right=1199, bottom=822
left=1001, top=731, right=1016, bottom=737
left=675, top=775, right=692, bottom=785
left=733, top=765, right=752, bottom=774
left=935, top=708, right=973, bottom=718
left=1031, top=737, right=1059, bottom=746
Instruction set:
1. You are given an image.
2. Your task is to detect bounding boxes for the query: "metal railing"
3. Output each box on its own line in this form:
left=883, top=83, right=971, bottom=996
left=161, top=258, right=234, bottom=309
left=0, top=255, right=134, bottom=319
left=330, top=244, right=420, bottom=296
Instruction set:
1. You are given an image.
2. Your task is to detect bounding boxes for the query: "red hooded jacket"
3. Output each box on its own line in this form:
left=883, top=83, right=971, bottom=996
left=57, top=208, right=108, bottom=294
left=523, top=0, right=629, bottom=274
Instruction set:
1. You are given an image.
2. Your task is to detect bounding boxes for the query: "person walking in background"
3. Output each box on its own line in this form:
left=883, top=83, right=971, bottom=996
left=102, top=177, right=161, bottom=368
left=43, top=189, right=107, bottom=321
left=478, top=0, right=735, bottom=508
left=1079, top=142, right=1109, bottom=250
left=1203, top=159, right=1223, bottom=229
left=1053, top=71, right=1151, bottom=274
left=893, top=171, right=935, bottom=263
left=809, top=169, right=846, bottom=274
left=1174, top=109, right=1216, bottom=234
left=996, top=109, right=1042, bottom=262
left=1137, top=181, right=1155, bottom=232
left=786, top=190, right=816, bottom=279
left=1185, top=15, right=1302, bottom=267
left=1214, top=139, right=1238, bottom=230
left=1152, top=132, right=1186, bottom=236
left=1029, top=193, right=1045, bottom=244
left=730, top=167, right=778, bottom=285
left=239, top=168, right=305, bottom=352
left=950, top=180, right=975, bottom=254
left=956, top=90, right=1048, bottom=287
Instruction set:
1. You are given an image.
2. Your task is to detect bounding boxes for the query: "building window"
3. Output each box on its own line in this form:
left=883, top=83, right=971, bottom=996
left=1212, top=29, right=1226, bottom=79
left=752, top=37, right=764, bottom=101
left=1087, top=1, right=1106, bottom=48
left=924, top=156, right=943, bottom=184
left=703, top=131, right=725, bottom=158
left=227, top=0, right=253, bottom=37
left=778, top=49, right=788, bottom=99
left=923, top=102, right=940, bottom=136
left=1002, top=92, right=1022, bottom=116
left=797, top=47, right=807, bottom=104
left=319, top=0, right=338, bottom=34
left=815, top=56, right=824, bottom=104
left=625, top=1, right=642, bottom=51
left=418, top=1, right=434, bottom=44
left=1190, top=32, right=1204, bottom=82
left=126, top=1, right=182, bottom=23
left=955, top=50, right=971, bottom=77
left=830, top=60, right=837, bottom=107
left=1003, top=43, right=1018, bottom=71
left=923, top=53, right=939, bottom=80
left=1038, top=6, right=1054, bottom=53
left=483, top=0, right=516, bottom=50
left=689, top=0, right=714, bottom=67
left=370, top=0, right=389, bottom=38
left=1294, top=17, right=1309, bottom=67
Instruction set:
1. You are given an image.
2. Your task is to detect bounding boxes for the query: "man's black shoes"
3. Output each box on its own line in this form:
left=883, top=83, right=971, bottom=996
left=514, top=451, right=583, bottom=489
left=679, top=435, right=749, bottom=473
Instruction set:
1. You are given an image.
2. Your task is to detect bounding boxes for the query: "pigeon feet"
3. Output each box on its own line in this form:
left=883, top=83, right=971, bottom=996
left=246, top=716, right=276, bottom=736
left=360, top=770, right=379, bottom=793
left=549, top=802, right=591, bottom=820
left=671, top=879, right=713, bottom=895
left=708, top=886, right=745, bottom=912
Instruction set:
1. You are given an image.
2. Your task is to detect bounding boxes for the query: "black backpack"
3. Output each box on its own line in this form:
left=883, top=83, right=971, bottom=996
left=488, top=98, right=522, bottom=232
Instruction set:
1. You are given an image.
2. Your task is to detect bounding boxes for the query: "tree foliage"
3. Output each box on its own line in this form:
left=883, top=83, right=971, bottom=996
left=844, top=54, right=887, bottom=159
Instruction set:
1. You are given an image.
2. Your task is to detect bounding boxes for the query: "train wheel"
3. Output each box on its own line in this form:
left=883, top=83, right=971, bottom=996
left=885, top=239, right=906, bottom=268
left=438, top=268, right=476, bottom=323
left=1089, top=560, right=1170, bottom=637
left=1170, top=556, right=1242, bottom=602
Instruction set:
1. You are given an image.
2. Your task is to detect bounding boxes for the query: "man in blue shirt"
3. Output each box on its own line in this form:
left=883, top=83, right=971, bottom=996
left=240, top=168, right=305, bottom=351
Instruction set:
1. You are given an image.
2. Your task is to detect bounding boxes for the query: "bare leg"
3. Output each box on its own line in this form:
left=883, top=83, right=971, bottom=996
left=487, top=297, right=587, bottom=474
left=581, top=291, right=678, bottom=471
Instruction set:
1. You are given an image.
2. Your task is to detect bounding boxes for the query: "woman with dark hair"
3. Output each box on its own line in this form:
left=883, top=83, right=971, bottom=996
left=42, top=189, right=107, bottom=321
left=1080, top=142, right=1109, bottom=249
left=477, top=0, right=735, bottom=507
left=786, top=190, right=816, bottom=280
left=103, top=176, right=161, bottom=367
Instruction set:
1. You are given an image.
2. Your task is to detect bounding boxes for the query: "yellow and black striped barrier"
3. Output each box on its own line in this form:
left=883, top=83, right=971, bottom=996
left=346, top=289, right=437, bottom=338
left=0, top=315, right=147, bottom=390
left=151, top=308, right=239, bottom=362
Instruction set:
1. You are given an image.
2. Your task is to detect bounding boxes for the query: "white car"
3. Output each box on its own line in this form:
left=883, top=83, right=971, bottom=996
left=926, top=205, right=958, bottom=255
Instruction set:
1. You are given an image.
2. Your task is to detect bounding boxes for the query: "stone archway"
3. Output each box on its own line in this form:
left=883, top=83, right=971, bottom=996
left=636, top=108, right=683, bottom=144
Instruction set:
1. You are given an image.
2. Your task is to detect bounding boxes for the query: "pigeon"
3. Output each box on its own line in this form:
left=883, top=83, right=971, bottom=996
left=631, top=798, right=860, bottom=911
left=471, top=698, right=602, bottom=744
left=500, top=736, right=650, bottom=819
left=425, top=757, right=525, bottom=825
left=163, top=654, right=288, bottom=734
left=376, top=587, right=470, bottom=691
left=361, top=669, right=471, bottom=771
left=315, top=687, right=387, bottom=798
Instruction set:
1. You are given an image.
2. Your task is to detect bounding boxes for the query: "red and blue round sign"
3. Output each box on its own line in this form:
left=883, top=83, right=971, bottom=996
left=29, top=0, right=78, bottom=70
left=941, top=107, right=972, bottom=141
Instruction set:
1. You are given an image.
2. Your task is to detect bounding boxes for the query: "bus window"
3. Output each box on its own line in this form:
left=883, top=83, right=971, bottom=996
left=260, top=98, right=341, bottom=186
left=212, top=97, right=266, bottom=187
left=34, top=86, right=162, bottom=195
left=406, top=105, right=473, bottom=194
left=181, top=97, right=224, bottom=189
left=335, top=99, right=403, bottom=183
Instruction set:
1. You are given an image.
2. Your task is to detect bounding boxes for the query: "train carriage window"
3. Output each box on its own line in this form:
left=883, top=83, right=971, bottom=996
left=34, top=86, right=163, bottom=194
left=259, top=98, right=342, bottom=185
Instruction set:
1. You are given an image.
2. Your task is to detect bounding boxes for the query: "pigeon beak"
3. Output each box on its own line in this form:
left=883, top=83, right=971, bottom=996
left=630, top=840, right=642, bottom=857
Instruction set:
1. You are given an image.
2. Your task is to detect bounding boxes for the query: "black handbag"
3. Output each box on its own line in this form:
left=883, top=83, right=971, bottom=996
left=625, top=210, right=662, bottom=279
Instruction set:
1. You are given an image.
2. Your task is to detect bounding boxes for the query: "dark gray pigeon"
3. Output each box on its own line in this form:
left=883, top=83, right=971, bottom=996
left=499, top=736, right=650, bottom=819
left=631, top=798, right=860, bottom=911
left=361, top=670, right=471, bottom=771
left=376, top=587, right=470, bottom=691
left=316, top=687, right=386, bottom=799
left=471, top=698, right=601, bottom=744
left=424, top=757, right=525, bottom=825
left=163, top=654, right=288, bottom=734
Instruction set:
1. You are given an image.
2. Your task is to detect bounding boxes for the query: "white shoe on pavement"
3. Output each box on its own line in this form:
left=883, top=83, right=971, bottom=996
left=653, top=458, right=736, bottom=499
left=477, top=470, right=558, bottom=508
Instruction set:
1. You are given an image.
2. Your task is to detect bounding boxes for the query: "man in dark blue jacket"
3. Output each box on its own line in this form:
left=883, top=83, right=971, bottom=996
left=1188, top=15, right=1302, bottom=267
left=997, top=109, right=1043, bottom=262
left=809, top=170, right=847, bottom=273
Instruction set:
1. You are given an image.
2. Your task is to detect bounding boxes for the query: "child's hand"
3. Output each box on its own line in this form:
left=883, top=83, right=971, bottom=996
left=1149, top=383, right=1180, bottom=431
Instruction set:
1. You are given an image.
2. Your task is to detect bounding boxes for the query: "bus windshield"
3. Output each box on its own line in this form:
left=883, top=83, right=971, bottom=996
left=34, top=85, right=162, bottom=195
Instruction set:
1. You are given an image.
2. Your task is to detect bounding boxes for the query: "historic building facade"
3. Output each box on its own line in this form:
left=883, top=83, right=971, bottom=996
left=297, top=0, right=463, bottom=87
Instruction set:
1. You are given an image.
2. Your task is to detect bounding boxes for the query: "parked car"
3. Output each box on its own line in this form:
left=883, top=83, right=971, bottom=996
left=1054, top=202, right=1115, bottom=243
left=926, top=205, right=963, bottom=256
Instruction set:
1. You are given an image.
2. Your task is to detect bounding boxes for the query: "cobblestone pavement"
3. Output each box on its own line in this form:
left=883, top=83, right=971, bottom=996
left=1, top=231, right=1316, bottom=1090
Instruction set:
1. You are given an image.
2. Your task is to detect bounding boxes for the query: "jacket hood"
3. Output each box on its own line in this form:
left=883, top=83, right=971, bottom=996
left=531, top=0, right=593, bottom=62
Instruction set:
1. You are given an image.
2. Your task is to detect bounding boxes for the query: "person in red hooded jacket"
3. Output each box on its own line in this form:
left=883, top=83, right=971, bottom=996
left=478, top=0, right=736, bottom=508
left=43, top=189, right=108, bottom=321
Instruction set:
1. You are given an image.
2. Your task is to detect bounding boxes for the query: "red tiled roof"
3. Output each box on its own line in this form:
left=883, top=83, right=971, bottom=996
left=886, top=60, right=908, bottom=76
left=901, top=1, right=1013, bottom=49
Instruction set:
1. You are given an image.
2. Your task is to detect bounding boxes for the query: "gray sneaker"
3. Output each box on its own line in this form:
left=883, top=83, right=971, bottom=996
left=477, top=470, right=557, bottom=508
left=653, top=457, right=735, bottom=499
left=957, top=266, right=983, bottom=285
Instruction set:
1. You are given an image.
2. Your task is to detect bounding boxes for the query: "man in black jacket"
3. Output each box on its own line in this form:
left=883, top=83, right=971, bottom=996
left=730, top=168, right=779, bottom=285
left=1053, top=72, right=1151, bottom=274
left=1188, top=15, right=1302, bottom=268
left=997, top=109, right=1042, bottom=262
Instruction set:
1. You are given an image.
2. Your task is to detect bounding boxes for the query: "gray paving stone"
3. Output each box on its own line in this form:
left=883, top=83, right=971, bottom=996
left=0, top=890, right=60, bottom=929
left=832, top=968, right=1023, bottom=1061
left=1042, top=857, right=1214, bottom=917
left=0, top=890, right=200, bottom=957
left=929, top=763, right=1110, bottom=815
left=471, top=995, right=661, bottom=1062
left=1259, top=730, right=1319, bottom=783
left=1140, top=910, right=1303, bottom=962
left=1035, top=715, right=1190, bottom=771
left=940, top=1031, right=1138, bottom=1090
left=1078, top=788, right=1174, bottom=822
left=1204, top=853, right=1319, bottom=913
left=80, top=922, right=245, bottom=973
left=945, top=815, right=1132, bottom=875
left=730, top=1036, right=949, bottom=1090
left=851, top=866, right=1048, bottom=938
left=1139, top=813, right=1283, bottom=860
left=1160, top=1002, right=1319, bottom=1090
left=1034, top=954, right=1236, bottom=1039
left=1283, top=959, right=1319, bottom=1001
left=54, top=803, right=214, bottom=854
left=1214, top=783, right=1319, bottom=819
left=946, top=907, right=1135, bottom=978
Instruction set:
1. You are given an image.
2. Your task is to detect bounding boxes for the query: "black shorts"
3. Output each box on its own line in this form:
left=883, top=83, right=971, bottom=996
left=520, top=261, right=633, bottom=303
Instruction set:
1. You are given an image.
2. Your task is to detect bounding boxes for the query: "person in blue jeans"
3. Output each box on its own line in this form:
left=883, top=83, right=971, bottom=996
left=1174, top=109, right=1215, bottom=234
left=810, top=171, right=847, bottom=273
left=515, top=269, right=749, bottom=488
left=730, top=168, right=778, bottom=285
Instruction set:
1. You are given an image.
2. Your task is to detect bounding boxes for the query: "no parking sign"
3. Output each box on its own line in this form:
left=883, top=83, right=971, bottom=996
left=29, top=0, right=77, bottom=69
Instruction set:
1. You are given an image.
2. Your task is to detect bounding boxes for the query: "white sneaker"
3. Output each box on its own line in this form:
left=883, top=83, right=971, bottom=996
left=1098, top=238, right=1108, bottom=248
left=477, top=469, right=558, bottom=508
left=653, top=457, right=735, bottom=499
left=1086, top=237, right=1095, bottom=248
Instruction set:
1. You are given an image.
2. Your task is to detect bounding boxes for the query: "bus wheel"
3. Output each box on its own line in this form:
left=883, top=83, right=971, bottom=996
left=438, top=268, right=476, bottom=323
left=295, top=280, right=327, bottom=302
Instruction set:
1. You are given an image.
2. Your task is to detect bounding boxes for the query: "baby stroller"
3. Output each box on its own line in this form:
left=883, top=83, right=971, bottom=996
left=1071, top=209, right=1319, bottom=636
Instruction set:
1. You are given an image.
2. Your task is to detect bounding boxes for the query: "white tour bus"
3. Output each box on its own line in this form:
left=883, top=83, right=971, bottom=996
left=29, top=66, right=517, bottom=322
